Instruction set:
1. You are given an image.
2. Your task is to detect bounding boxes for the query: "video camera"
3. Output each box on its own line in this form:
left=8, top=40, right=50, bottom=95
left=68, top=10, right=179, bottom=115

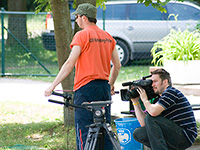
left=120, top=75, right=158, bottom=101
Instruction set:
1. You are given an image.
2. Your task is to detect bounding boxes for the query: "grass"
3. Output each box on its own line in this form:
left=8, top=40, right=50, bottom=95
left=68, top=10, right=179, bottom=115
left=196, top=122, right=200, bottom=145
left=1, top=13, right=46, bottom=37
left=1, top=13, right=58, bottom=77
left=12, top=65, right=151, bottom=87
left=117, top=65, right=150, bottom=81
left=0, top=101, right=76, bottom=150
left=115, top=65, right=150, bottom=89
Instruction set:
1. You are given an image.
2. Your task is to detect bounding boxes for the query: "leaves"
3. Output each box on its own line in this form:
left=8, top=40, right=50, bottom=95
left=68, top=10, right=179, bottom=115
left=34, top=0, right=51, bottom=14
left=96, top=0, right=107, bottom=10
left=137, top=0, right=169, bottom=13
left=151, top=29, right=200, bottom=66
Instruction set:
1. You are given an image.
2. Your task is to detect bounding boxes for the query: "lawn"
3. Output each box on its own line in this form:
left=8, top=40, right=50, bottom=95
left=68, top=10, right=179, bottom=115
left=15, top=65, right=151, bottom=86
left=0, top=101, right=75, bottom=150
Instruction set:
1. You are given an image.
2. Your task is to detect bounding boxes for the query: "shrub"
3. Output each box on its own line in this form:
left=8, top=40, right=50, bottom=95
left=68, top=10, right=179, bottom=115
left=151, top=29, right=200, bottom=66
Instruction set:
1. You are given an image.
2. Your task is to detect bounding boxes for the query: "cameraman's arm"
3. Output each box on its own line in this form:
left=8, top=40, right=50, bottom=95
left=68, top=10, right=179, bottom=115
left=137, top=87, right=165, bottom=116
left=131, top=98, right=146, bottom=127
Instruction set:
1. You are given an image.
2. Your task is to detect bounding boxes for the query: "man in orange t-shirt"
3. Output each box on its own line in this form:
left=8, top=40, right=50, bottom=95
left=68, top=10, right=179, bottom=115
left=45, top=3, right=121, bottom=150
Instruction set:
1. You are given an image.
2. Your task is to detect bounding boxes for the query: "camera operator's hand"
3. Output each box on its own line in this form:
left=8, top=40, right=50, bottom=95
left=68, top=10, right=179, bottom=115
left=137, top=87, right=148, bottom=103
left=131, top=97, right=140, bottom=105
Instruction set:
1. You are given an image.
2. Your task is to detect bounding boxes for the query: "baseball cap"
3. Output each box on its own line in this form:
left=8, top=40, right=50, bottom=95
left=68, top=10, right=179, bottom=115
left=71, top=3, right=97, bottom=18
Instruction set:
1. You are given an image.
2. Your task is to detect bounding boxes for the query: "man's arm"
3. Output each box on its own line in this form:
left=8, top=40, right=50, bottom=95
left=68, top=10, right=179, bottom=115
left=44, top=46, right=81, bottom=96
left=131, top=97, right=146, bottom=126
left=137, top=87, right=165, bottom=116
left=109, top=46, right=121, bottom=95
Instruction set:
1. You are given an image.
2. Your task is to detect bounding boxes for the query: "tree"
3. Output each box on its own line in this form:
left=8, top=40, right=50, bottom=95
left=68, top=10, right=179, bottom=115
left=50, top=0, right=74, bottom=126
left=7, top=0, right=29, bottom=49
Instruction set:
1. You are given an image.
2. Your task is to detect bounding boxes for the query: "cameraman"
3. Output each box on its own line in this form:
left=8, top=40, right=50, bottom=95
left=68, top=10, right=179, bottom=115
left=131, top=69, right=197, bottom=150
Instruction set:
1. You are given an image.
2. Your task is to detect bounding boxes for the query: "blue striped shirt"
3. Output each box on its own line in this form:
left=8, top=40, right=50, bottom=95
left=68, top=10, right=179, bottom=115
left=157, top=86, right=197, bottom=144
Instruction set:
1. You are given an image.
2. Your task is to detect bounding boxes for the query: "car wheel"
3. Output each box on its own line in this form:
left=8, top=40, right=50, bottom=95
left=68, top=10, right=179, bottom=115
left=115, top=39, right=130, bottom=66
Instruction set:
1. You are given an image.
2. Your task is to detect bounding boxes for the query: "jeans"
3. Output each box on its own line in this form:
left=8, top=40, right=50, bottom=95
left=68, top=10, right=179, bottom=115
left=133, top=114, right=192, bottom=150
left=74, top=80, right=113, bottom=150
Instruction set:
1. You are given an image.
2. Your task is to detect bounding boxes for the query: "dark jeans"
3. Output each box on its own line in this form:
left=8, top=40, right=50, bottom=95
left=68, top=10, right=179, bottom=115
left=74, top=80, right=113, bottom=150
left=133, top=114, right=192, bottom=150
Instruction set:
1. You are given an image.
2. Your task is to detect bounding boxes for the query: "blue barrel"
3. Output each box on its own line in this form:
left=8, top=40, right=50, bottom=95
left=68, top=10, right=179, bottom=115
left=114, top=118, right=143, bottom=150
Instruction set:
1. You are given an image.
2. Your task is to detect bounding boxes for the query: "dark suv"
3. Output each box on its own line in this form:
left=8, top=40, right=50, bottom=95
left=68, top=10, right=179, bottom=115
left=42, top=1, right=200, bottom=66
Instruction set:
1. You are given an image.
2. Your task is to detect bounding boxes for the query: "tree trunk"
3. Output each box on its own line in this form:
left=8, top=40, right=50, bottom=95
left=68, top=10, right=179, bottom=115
left=7, top=0, right=29, bottom=50
left=50, top=0, right=74, bottom=126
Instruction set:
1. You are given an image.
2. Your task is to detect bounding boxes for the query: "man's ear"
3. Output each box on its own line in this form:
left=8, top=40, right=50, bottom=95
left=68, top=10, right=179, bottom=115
left=82, top=15, right=87, bottom=21
left=163, top=79, right=168, bottom=86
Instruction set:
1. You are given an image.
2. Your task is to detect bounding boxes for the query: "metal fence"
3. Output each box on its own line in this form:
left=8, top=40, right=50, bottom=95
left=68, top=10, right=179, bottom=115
left=1, top=2, right=200, bottom=76
left=0, top=9, right=58, bottom=77
left=0, top=8, right=155, bottom=77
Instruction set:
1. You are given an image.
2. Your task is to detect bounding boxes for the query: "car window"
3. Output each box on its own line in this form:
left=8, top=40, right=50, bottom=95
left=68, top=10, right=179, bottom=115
left=97, top=4, right=128, bottom=20
left=129, top=3, right=164, bottom=20
left=167, top=3, right=200, bottom=20
left=97, top=6, right=103, bottom=19
left=69, top=3, right=76, bottom=20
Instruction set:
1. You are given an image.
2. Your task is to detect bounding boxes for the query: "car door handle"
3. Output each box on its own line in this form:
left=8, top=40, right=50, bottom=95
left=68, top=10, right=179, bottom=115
left=127, top=26, right=134, bottom=31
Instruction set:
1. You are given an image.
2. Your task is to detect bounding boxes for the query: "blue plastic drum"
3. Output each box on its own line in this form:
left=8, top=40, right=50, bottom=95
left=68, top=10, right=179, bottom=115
left=114, top=118, right=143, bottom=150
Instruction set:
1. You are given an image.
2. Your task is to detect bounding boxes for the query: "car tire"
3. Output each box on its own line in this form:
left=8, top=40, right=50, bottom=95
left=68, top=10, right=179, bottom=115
left=115, top=39, right=130, bottom=66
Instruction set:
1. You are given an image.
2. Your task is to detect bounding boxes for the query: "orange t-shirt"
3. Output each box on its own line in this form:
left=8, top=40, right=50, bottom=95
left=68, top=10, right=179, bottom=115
left=70, top=25, right=116, bottom=91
